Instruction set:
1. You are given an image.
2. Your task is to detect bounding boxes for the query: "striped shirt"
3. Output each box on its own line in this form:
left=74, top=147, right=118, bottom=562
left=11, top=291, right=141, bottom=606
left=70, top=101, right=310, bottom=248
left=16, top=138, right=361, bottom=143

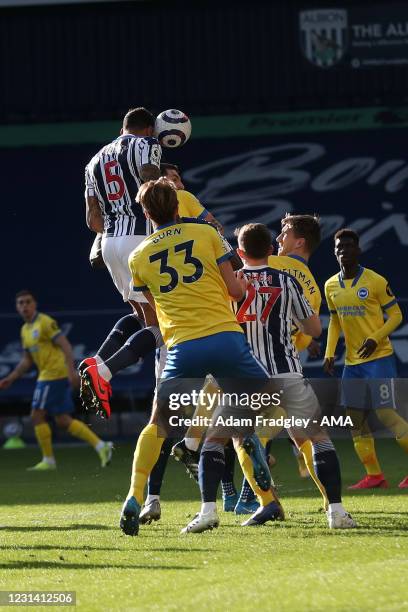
left=232, top=265, right=314, bottom=375
left=85, top=134, right=161, bottom=237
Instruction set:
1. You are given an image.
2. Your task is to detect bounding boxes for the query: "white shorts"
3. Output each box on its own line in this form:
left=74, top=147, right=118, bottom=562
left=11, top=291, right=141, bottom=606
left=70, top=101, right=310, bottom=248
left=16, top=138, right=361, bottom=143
left=155, top=346, right=168, bottom=380
left=101, top=234, right=146, bottom=303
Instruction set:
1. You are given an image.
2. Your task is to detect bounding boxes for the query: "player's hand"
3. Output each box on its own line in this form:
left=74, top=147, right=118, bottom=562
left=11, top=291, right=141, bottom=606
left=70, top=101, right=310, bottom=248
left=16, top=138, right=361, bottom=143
left=307, top=339, right=321, bottom=358
left=236, top=269, right=250, bottom=293
left=357, top=338, right=377, bottom=359
left=323, top=358, right=335, bottom=376
left=68, top=371, right=81, bottom=389
left=0, top=376, right=14, bottom=390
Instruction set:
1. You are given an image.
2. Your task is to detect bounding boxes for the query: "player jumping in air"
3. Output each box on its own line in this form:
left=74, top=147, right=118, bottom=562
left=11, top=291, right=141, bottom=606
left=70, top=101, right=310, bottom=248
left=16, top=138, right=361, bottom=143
left=0, top=290, right=112, bottom=470
left=324, top=228, right=408, bottom=489
left=79, top=107, right=162, bottom=417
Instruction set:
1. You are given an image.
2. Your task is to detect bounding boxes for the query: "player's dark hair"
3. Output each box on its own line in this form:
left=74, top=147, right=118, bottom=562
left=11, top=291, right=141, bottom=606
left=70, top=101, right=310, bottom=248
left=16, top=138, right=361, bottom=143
left=16, top=289, right=36, bottom=301
left=334, top=228, right=359, bottom=245
left=235, top=223, right=272, bottom=259
left=160, top=163, right=180, bottom=176
left=123, top=107, right=155, bottom=131
left=138, top=178, right=178, bottom=226
left=282, top=214, right=321, bottom=254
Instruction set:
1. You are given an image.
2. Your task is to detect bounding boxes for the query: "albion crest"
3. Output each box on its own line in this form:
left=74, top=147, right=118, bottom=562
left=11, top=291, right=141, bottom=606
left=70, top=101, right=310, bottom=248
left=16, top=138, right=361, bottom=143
left=299, top=9, right=348, bottom=68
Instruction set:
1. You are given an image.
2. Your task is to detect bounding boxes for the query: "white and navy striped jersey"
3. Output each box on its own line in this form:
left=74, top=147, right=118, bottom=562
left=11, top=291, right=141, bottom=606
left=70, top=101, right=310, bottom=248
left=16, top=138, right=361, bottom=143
left=232, top=265, right=314, bottom=375
left=85, top=134, right=161, bottom=237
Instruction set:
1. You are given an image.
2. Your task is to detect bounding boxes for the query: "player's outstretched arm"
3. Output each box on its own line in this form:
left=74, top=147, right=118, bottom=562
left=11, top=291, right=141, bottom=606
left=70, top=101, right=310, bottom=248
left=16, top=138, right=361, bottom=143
left=219, top=262, right=247, bottom=301
left=54, top=335, right=79, bottom=388
left=0, top=352, right=33, bottom=389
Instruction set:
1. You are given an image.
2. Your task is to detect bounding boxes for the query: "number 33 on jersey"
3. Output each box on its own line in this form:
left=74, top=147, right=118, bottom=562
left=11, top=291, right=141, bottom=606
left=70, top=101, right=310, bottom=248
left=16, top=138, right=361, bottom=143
left=128, top=219, right=242, bottom=348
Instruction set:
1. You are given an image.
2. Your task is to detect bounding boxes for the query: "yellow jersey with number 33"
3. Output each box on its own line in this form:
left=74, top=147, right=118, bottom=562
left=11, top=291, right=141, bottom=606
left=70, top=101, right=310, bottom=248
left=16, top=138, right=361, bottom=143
left=268, top=254, right=321, bottom=351
left=325, top=266, right=398, bottom=365
left=20, top=313, right=68, bottom=381
left=129, top=220, right=242, bottom=348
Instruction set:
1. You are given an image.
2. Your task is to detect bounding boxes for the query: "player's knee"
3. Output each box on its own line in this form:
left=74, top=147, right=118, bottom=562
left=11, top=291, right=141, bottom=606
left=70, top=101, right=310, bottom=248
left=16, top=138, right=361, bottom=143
left=55, top=414, right=72, bottom=429
left=31, top=410, right=45, bottom=426
left=113, top=314, right=144, bottom=340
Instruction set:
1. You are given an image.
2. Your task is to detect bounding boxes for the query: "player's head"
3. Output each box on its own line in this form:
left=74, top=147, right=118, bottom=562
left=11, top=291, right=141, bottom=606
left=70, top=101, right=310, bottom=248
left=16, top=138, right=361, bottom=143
left=235, top=223, right=273, bottom=263
left=137, top=178, right=179, bottom=227
left=122, top=107, right=155, bottom=137
left=15, top=289, right=37, bottom=322
left=276, top=214, right=321, bottom=257
left=160, top=163, right=184, bottom=190
left=334, top=228, right=361, bottom=267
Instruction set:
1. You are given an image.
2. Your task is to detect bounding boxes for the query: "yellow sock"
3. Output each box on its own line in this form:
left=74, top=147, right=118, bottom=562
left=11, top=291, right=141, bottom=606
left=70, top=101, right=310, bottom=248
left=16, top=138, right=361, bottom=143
left=299, top=440, right=328, bottom=510
left=68, top=419, right=101, bottom=448
left=353, top=435, right=382, bottom=475
left=235, top=444, right=274, bottom=507
left=376, top=408, right=408, bottom=446
left=129, top=423, right=164, bottom=504
left=396, top=436, right=408, bottom=454
left=34, top=423, right=54, bottom=459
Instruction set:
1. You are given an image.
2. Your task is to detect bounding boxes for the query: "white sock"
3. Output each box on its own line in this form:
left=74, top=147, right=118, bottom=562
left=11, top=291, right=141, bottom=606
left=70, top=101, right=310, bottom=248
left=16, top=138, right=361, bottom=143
left=328, top=503, right=346, bottom=515
left=146, top=494, right=160, bottom=504
left=43, top=456, right=56, bottom=465
left=201, top=502, right=216, bottom=514
left=94, top=354, right=103, bottom=365
left=97, top=362, right=112, bottom=382
left=95, top=441, right=105, bottom=452
left=184, top=437, right=200, bottom=451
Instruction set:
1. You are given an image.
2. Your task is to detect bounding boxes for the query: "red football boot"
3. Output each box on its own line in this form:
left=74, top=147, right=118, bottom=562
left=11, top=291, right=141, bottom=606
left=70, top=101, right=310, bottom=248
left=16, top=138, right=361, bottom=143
left=398, top=475, right=408, bottom=489
left=78, top=358, right=112, bottom=419
left=348, top=474, right=389, bottom=490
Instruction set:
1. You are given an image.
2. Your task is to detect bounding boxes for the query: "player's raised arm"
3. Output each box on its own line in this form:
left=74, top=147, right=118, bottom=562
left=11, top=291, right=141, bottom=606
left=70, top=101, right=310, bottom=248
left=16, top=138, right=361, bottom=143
left=0, top=351, right=33, bottom=389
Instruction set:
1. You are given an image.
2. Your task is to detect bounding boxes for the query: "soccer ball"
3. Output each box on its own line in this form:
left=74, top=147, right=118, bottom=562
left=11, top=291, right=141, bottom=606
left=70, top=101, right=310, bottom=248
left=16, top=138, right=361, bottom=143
left=154, top=109, right=191, bottom=148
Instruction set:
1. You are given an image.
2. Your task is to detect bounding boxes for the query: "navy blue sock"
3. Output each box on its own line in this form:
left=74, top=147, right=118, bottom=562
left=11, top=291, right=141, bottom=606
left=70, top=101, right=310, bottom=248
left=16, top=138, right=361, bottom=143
left=221, top=440, right=237, bottom=498
left=240, top=478, right=256, bottom=502
left=148, top=438, right=173, bottom=496
left=312, top=440, right=342, bottom=503
left=97, top=314, right=143, bottom=361
left=199, top=449, right=225, bottom=503
left=104, top=328, right=157, bottom=377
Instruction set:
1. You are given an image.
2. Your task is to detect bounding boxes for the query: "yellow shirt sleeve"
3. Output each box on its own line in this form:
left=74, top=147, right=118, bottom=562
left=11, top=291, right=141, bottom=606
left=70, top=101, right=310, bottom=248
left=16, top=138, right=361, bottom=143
left=129, top=251, right=147, bottom=291
left=42, top=315, right=62, bottom=341
left=324, top=283, right=342, bottom=358
left=211, top=227, right=233, bottom=264
left=177, top=190, right=208, bottom=219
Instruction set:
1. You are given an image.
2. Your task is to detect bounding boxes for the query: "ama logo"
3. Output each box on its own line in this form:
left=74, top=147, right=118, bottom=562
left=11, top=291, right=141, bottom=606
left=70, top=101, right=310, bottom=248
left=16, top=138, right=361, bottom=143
left=357, top=287, right=369, bottom=299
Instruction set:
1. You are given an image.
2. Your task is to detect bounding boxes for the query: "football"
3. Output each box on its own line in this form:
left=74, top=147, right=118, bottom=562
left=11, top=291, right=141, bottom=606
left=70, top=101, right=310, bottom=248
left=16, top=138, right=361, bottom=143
left=154, top=109, right=192, bottom=148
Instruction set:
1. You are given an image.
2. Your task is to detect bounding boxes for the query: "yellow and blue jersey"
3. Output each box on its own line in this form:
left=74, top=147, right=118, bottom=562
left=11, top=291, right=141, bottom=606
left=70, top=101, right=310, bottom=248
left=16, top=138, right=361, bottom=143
left=268, top=254, right=321, bottom=351
left=21, top=313, right=68, bottom=381
left=129, top=219, right=242, bottom=348
left=325, top=266, right=398, bottom=365
left=177, top=190, right=208, bottom=220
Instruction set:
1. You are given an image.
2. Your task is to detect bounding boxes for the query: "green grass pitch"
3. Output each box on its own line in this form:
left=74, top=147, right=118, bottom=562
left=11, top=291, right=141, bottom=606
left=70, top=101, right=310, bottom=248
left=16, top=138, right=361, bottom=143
left=0, top=438, right=407, bottom=611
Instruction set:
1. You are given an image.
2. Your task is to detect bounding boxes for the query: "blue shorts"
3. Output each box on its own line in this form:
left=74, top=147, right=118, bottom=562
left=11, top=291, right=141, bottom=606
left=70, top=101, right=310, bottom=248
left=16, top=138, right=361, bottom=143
left=162, top=331, right=269, bottom=380
left=32, top=379, right=74, bottom=415
left=341, top=355, right=397, bottom=410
